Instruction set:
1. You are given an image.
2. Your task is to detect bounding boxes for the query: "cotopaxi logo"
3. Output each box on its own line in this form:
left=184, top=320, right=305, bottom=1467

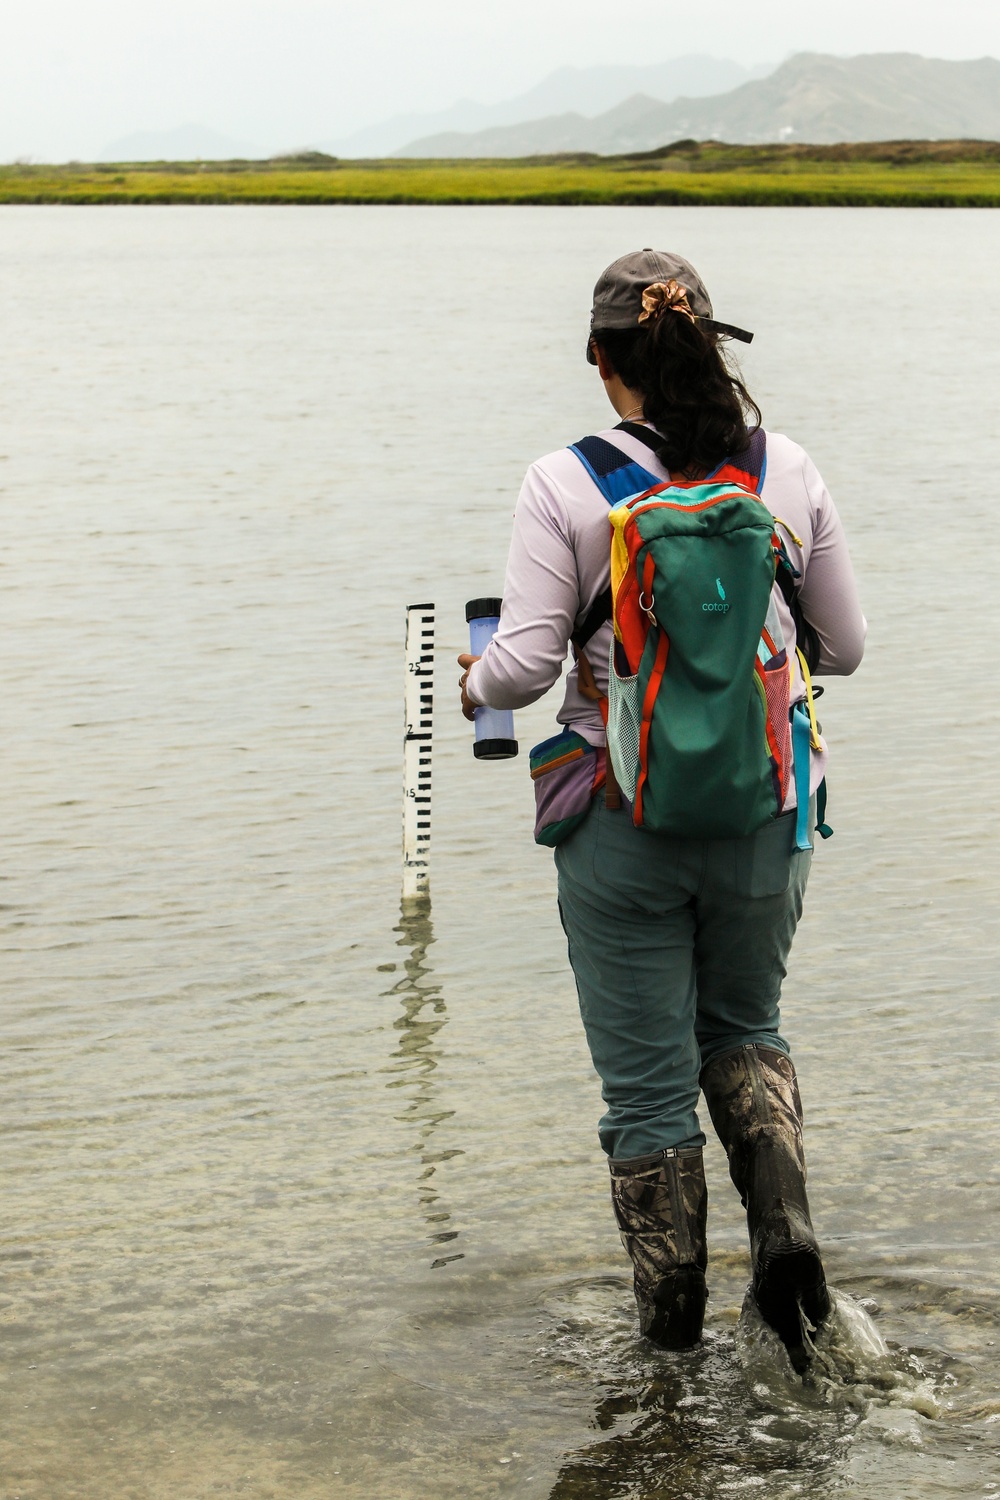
left=703, top=576, right=730, bottom=613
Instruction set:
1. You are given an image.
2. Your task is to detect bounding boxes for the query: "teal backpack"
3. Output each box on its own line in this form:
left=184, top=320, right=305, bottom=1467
left=568, top=424, right=827, bottom=851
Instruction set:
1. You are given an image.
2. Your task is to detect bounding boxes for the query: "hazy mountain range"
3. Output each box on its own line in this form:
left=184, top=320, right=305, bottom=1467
left=98, top=51, right=1000, bottom=163
left=398, top=53, right=1000, bottom=156
left=327, top=55, right=770, bottom=158
left=98, top=55, right=768, bottom=161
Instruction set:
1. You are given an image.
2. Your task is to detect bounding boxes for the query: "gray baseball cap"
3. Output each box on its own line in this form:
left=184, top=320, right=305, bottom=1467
left=587, top=248, right=752, bottom=361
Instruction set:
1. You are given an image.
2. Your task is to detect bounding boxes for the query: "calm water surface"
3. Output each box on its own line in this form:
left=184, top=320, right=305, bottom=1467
left=1, top=205, right=999, bottom=1499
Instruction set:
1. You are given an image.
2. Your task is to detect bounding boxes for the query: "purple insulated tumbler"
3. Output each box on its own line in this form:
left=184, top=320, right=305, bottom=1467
left=465, top=598, right=518, bottom=760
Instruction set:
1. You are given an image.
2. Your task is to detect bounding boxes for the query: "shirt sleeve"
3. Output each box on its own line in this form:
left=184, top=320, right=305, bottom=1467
left=466, top=462, right=580, bottom=710
left=795, top=451, right=867, bottom=676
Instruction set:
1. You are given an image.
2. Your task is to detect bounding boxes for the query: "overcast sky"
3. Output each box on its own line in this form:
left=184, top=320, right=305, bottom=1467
left=5, top=0, right=1000, bottom=160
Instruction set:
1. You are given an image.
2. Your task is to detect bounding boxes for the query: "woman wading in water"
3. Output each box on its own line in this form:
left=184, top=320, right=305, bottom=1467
left=458, top=250, right=865, bottom=1370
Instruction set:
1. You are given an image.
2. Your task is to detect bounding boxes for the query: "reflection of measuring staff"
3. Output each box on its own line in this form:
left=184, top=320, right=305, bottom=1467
left=402, top=603, right=435, bottom=901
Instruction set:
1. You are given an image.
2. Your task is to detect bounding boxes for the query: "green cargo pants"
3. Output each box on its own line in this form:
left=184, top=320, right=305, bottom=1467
left=554, top=795, right=812, bottom=1159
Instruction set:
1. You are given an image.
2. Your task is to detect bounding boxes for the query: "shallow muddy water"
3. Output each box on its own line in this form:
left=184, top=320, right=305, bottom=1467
left=1, top=204, right=999, bottom=1498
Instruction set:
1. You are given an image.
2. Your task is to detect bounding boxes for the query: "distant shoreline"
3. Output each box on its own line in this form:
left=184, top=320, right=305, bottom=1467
left=4, top=141, right=1000, bottom=207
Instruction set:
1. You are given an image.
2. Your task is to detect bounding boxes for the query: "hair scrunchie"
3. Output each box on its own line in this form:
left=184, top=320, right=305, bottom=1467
left=637, top=280, right=697, bottom=326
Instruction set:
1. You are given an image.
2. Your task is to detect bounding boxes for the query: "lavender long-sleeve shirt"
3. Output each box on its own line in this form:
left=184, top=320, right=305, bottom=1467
left=467, top=425, right=866, bottom=805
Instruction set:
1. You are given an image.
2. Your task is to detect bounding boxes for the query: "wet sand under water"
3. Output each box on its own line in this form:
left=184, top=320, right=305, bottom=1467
left=1, top=204, right=999, bottom=1497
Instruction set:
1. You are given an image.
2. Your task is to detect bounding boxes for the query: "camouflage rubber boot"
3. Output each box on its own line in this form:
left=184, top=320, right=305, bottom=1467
left=608, top=1146, right=708, bottom=1349
left=700, top=1045, right=830, bottom=1373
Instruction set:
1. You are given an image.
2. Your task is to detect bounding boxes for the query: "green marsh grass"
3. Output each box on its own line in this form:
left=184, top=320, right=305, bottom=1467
left=4, top=141, right=1000, bottom=207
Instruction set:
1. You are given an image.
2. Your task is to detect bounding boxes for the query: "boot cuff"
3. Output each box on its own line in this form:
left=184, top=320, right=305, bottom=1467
left=609, top=1145, right=704, bottom=1174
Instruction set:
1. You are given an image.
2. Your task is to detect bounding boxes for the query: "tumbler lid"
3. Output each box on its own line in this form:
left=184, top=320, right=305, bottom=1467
left=473, top=738, right=518, bottom=760
left=466, top=597, right=503, bottom=623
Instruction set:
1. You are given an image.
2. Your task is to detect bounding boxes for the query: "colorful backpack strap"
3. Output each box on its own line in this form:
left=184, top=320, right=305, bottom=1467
left=575, top=422, right=766, bottom=497
left=568, top=433, right=662, bottom=507
left=707, top=427, right=767, bottom=493
left=568, top=431, right=663, bottom=654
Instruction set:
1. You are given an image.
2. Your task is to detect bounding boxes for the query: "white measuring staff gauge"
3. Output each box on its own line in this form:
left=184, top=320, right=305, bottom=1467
left=402, top=602, right=435, bottom=901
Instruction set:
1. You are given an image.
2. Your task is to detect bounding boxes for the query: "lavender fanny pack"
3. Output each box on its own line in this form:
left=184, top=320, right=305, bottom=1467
left=529, top=728, right=606, bottom=847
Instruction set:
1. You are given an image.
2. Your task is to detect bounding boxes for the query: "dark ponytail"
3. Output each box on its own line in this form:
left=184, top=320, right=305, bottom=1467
left=592, top=313, right=761, bottom=476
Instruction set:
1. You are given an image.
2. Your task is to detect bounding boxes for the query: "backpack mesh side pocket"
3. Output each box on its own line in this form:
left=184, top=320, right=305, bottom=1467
left=606, top=640, right=641, bottom=802
left=761, top=651, right=792, bottom=810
